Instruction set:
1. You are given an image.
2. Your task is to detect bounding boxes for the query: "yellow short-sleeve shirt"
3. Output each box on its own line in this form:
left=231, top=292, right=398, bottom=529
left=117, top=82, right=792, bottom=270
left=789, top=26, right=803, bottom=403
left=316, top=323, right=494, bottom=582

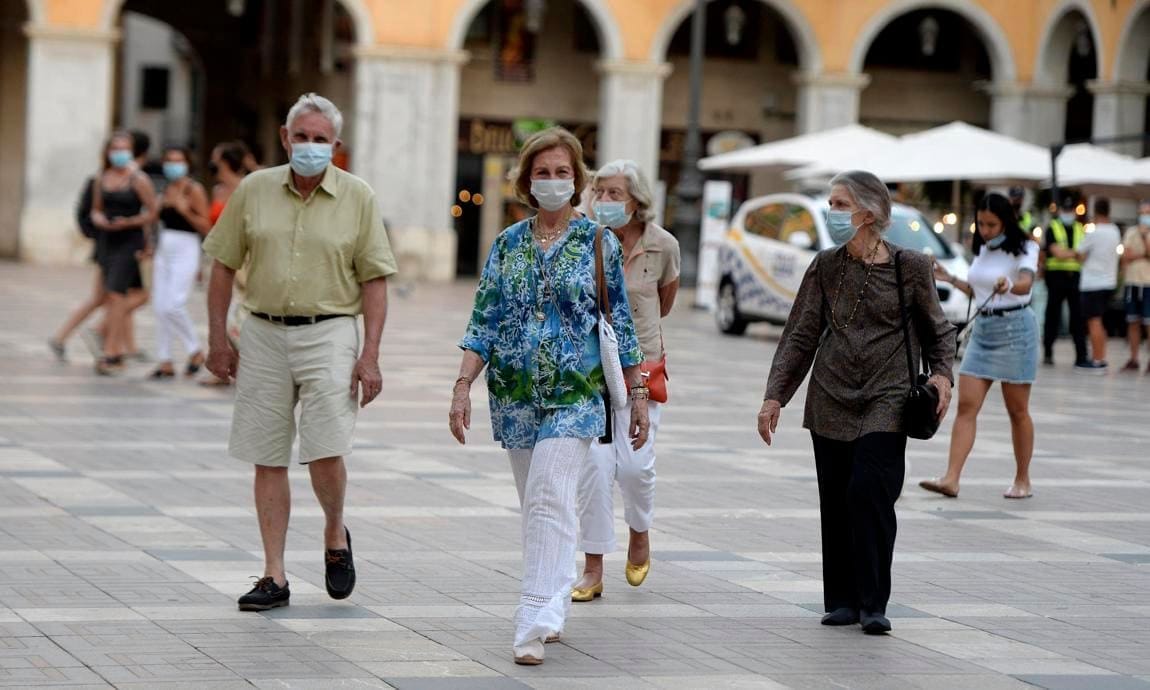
left=203, top=164, right=398, bottom=316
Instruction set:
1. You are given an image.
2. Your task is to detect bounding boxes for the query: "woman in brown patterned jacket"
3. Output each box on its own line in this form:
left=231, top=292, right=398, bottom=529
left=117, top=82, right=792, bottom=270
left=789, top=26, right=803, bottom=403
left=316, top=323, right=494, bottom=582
left=756, top=170, right=956, bottom=635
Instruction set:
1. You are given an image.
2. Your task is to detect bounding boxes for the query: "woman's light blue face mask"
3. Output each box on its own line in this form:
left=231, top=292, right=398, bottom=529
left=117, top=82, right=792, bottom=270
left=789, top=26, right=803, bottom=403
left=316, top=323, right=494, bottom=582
left=826, top=209, right=859, bottom=245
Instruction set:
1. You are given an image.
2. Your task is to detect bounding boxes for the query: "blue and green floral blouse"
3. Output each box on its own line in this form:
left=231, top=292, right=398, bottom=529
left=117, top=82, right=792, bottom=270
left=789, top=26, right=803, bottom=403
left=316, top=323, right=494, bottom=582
left=460, top=216, right=642, bottom=449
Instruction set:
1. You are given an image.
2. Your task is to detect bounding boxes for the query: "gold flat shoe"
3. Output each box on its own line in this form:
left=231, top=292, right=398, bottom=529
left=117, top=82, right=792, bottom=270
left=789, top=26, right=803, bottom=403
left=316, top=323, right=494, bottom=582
left=571, top=581, right=603, bottom=602
left=625, top=558, right=650, bottom=587
left=545, top=633, right=561, bottom=643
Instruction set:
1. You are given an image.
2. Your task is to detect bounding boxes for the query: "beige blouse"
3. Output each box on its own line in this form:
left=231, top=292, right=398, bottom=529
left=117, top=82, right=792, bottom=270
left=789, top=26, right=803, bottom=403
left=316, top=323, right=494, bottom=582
left=764, top=242, right=956, bottom=442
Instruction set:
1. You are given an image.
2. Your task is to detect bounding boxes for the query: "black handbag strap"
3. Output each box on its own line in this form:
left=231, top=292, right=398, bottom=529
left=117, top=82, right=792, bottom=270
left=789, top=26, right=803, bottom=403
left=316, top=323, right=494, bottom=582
left=894, top=251, right=923, bottom=386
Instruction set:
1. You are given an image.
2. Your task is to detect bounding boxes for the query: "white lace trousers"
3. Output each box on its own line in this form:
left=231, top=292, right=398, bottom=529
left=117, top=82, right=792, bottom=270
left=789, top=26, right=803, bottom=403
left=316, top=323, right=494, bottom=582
left=578, top=401, right=660, bottom=554
left=152, top=230, right=202, bottom=362
left=507, top=437, right=591, bottom=647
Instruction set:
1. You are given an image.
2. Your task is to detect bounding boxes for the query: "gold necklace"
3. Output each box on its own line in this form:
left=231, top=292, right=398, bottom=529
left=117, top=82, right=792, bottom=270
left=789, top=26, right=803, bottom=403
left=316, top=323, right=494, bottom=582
left=830, top=238, right=883, bottom=330
left=533, top=212, right=570, bottom=246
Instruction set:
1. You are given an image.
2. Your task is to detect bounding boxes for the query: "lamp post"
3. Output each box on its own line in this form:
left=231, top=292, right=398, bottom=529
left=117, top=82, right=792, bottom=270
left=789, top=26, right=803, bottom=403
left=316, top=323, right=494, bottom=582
left=672, top=0, right=706, bottom=288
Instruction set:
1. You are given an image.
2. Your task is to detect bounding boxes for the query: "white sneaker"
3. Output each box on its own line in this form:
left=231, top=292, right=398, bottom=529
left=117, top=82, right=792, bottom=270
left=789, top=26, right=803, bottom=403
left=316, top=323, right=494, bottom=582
left=513, top=638, right=545, bottom=665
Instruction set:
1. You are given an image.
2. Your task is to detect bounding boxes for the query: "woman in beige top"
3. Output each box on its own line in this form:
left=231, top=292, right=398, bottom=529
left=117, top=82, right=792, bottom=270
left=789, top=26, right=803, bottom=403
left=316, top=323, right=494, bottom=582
left=572, top=160, right=680, bottom=602
left=1120, top=201, right=1150, bottom=372
left=757, top=170, right=955, bottom=635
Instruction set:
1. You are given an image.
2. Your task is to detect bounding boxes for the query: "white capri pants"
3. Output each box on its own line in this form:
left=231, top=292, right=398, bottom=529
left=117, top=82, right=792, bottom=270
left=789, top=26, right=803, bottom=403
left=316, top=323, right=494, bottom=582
left=578, top=401, right=660, bottom=554
left=507, top=437, right=592, bottom=647
left=152, top=230, right=202, bottom=362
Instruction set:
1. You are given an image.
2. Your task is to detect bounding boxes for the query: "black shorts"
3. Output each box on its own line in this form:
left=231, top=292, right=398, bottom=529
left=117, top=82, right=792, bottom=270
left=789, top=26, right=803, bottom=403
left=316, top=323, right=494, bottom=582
left=101, top=243, right=143, bottom=294
left=1080, top=289, right=1111, bottom=319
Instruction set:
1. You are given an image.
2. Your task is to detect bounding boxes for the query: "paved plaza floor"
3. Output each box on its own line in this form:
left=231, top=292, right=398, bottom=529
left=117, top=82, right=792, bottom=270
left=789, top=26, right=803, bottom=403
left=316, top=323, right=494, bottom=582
left=1, top=262, right=1149, bottom=689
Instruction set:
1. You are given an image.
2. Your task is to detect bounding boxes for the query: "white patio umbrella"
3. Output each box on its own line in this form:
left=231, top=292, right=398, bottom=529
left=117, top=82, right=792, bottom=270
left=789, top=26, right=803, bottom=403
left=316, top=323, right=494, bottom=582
left=1052, top=144, right=1145, bottom=196
left=697, top=124, right=897, bottom=174
left=788, top=121, right=1051, bottom=185
left=1135, top=158, right=1150, bottom=185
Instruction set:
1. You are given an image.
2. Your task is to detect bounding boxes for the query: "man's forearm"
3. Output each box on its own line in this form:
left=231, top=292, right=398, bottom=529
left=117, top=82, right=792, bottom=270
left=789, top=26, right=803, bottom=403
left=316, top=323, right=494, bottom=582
left=207, top=261, right=236, bottom=345
left=360, top=277, right=388, bottom=358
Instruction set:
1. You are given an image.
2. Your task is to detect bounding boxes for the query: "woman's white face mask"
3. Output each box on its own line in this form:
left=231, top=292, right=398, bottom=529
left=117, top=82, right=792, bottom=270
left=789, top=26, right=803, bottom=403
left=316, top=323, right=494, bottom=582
left=531, top=179, right=575, bottom=211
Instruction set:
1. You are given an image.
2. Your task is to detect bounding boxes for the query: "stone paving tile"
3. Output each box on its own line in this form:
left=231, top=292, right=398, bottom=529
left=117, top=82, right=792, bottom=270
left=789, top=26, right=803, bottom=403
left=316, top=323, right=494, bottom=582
left=3, top=266, right=1150, bottom=687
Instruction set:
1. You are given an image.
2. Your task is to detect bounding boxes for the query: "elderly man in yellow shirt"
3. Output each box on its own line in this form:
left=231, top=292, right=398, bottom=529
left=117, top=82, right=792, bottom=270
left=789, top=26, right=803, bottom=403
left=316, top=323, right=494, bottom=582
left=203, top=93, right=398, bottom=612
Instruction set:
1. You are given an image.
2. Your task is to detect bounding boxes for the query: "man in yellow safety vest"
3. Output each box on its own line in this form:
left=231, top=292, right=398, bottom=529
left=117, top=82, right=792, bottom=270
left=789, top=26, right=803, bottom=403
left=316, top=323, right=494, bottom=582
left=1010, top=186, right=1034, bottom=235
left=1042, top=195, right=1088, bottom=367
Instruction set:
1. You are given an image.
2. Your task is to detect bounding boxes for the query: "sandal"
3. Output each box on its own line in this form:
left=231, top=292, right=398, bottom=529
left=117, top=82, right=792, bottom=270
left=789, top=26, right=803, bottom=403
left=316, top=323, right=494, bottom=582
left=918, top=478, right=958, bottom=498
left=148, top=368, right=175, bottom=380
left=1003, top=485, right=1033, bottom=499
left=95, top=357, right=120, bottom=376
left=185, top=352, right=205, bottom=377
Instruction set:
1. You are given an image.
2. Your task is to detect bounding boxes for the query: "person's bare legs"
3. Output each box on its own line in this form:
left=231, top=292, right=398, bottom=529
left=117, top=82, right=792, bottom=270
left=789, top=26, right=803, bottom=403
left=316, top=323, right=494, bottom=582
left=575, top=553, right=603, bottom=590
left=627, top=527, right=649, bottom=566
left=254, top=465, right=291, bottom=585
left=124, top=288, right=148, bottom=356
left=1087, top=317, right=1107, bottom=363
left=53, top=270, right=106, bottom=344
left=1001, top=383, right=1034, bottom=498
left=929, top=375, right=993, bottom=496
left=102, top=292, right=128, bottom=360
left=1128, top=322, right=1143, bottom=364
left=308, top=457, right=349, bottom=550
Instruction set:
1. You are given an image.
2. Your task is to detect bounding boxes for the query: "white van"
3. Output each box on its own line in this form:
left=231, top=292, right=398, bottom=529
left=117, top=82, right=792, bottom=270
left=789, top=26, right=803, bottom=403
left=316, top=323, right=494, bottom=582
left=715, top=193, right=971, bottom=334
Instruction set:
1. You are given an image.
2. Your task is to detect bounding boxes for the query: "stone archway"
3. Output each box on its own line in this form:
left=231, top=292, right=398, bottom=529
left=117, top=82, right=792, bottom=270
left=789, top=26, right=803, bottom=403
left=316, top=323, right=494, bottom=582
left=448, top=0, right=623, bottom=61
left=0, top=0, right=31, bottom=257
left=1033, top=1, right=1100, bottom=143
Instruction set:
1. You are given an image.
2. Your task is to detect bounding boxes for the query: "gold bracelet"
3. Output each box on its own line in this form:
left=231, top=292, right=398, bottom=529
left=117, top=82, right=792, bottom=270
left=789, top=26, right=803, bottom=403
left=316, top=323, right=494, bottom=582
left=630, top=386, right=650, bottom=401
left=454, top=376, right=473, bottom=388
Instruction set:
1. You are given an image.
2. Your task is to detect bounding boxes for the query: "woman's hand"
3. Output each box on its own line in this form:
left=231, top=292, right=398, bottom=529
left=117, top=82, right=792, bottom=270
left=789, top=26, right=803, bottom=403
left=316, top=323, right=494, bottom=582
left=629, top=401, right=650, bottom=450
left=449, top=382, right=472, bottom=445
left=932, top=259, right=952, bottom=283
left=928, top=374, right=952, bottom=419
left=758, top=399, right=781, bottom=445
left=994, top=276, right=1012, bottom=295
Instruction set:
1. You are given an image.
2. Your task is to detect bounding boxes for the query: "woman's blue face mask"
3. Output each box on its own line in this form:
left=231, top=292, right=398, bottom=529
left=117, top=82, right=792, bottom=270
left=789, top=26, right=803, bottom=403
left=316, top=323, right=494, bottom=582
left=827, top=209, right=859, bottom=245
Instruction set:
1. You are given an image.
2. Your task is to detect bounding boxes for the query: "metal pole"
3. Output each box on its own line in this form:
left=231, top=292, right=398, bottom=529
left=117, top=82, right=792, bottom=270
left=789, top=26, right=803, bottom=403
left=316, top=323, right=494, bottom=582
left=672, top=0, right=706, bottom=288
left=1049, top=144, right=1062, bottom=214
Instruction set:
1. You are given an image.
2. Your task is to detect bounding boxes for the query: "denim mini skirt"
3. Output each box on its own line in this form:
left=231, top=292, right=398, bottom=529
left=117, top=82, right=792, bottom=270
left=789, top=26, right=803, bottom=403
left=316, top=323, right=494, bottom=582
left=959, top=307, right=1039, bottom=384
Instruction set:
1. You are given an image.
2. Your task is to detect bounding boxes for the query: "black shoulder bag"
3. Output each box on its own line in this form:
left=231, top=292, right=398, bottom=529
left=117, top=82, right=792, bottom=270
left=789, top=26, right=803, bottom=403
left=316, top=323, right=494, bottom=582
left=894, top=251, right=941, bottom=441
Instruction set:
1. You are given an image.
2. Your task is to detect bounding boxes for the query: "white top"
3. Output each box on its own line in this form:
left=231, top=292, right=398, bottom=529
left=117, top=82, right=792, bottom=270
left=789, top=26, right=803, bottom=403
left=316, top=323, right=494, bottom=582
left=967, top=239, right=1039, bottom=310
left=1079, top=222, right=1122, bottom=291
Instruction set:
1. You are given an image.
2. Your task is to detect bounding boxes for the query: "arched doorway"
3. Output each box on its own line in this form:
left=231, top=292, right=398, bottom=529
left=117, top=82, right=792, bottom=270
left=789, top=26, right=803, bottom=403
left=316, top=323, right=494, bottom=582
left=451, top=0, right=615, bottom=276
left=1035, top=3, right=1101, bottom=143
left=856, top=8, right=994, bottom=134
left=1114, top=1, right=1150, bottom=156
left=110, top=0, right=365, bottom=170
left=654, top=0, right=821, bottom=203
left=0, top=0, right=31, bottom=257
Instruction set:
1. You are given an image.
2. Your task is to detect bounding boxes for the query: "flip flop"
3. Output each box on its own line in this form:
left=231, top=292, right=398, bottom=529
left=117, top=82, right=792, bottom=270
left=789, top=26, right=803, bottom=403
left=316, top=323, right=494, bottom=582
left=1003, top=487, right=1033, bottom=499
left=918, top=479, right=958, bottom=498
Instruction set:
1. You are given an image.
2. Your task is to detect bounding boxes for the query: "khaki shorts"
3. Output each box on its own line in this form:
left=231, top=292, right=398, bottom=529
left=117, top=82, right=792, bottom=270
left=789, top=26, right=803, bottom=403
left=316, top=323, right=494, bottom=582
left=229, top=315, right=359, bottom=467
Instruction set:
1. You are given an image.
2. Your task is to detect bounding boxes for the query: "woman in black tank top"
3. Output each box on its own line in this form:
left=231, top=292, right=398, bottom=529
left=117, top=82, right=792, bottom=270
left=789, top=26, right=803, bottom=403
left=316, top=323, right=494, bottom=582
left=91, top=131, right=158, bottom=375
left=149, top=147, right=211, bottom=379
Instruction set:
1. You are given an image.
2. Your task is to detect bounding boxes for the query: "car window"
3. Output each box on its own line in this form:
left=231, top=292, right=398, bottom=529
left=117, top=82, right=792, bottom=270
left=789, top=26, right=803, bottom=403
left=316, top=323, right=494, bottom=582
left=886, top=212, right=956, bottom=259
left=782, top=205, right=819, bottom=250
left=744, top=203, right=787, bottom=240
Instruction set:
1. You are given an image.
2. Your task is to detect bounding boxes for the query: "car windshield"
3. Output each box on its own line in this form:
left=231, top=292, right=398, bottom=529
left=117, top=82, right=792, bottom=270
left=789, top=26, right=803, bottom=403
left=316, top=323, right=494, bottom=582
left=885, top=211, right=956, bottom=259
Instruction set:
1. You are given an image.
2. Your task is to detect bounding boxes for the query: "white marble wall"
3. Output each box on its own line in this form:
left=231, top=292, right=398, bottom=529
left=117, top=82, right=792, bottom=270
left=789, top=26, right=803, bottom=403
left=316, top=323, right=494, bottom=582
left=1089, top=81, right=1150, bottom=157
left=794, top=72, right=870, bottom=134
left=987, top=82, right=1073, bottom=148
left=597, top=60, right=671, bottom=178
left=20, top=27, right=117, bottom=264
left=353, top=48, right=465, bottom=282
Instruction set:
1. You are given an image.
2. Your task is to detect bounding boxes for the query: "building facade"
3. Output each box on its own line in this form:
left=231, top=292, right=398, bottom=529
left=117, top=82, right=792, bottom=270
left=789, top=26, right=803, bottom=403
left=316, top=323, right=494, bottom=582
left=2, top=0, right=1148, bottom=278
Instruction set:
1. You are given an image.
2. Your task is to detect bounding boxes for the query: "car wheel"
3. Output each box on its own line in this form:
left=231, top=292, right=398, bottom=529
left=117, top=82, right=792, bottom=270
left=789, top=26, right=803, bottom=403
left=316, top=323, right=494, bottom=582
left=716, top=280, right=748, bottom=336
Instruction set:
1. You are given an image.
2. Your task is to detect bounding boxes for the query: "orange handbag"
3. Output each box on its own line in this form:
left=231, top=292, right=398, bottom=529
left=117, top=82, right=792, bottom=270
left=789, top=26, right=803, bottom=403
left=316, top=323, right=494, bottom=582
left=642, top=335, right=668, bottom=404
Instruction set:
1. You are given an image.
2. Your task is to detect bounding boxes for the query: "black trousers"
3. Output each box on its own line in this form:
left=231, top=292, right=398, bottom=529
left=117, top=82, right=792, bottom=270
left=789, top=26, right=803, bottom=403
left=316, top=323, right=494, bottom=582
left=1043, top=270, right=1087, bottom=363
left=811, top=431, right=906, bottom=615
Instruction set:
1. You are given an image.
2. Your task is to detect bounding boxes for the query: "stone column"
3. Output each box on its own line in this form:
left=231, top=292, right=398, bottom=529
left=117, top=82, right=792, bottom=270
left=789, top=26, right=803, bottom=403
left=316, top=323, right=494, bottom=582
left=352, top=46, right=467, bottom=282
left=985, top=81, right=1074, bottom=147
left=1088, top=80, right=1150, bottom=156
left=793, top=72, right=871, bottom=134
left=20, top=25, right=118, bottom=264
left=597, top=60, right=672, bottom=177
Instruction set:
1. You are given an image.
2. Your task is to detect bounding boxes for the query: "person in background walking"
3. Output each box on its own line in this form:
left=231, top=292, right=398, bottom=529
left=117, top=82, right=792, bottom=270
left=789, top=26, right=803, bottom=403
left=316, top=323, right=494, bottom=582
left=1042, top=195, right=1088, bottom=369
left=1075, top=198, right=1121, bottom=373
left=1120, top=202, right=1150, bottom=373
left=89, top=131, right=158, bottom=375
left=759, top=171, right=954, bottom=635
left=48, top=171, right=110, bottom=361
left=921, top=193, right=1040, bottom=500
left=148, top=146, right=211, bottom=379
left=450, top=128, right=646, bottom=664
left=573, top=160, right=679, bottom=602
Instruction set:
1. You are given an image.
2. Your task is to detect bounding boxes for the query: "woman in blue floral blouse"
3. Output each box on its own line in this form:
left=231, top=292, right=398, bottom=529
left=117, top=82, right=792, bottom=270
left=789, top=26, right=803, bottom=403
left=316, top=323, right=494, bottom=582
left=450, top=128, right=648, bottom=666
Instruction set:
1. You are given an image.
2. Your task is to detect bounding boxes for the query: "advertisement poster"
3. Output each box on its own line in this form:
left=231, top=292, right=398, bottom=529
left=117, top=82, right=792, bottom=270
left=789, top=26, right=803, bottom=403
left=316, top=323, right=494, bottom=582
left=695, top=180, right=733, bottom=310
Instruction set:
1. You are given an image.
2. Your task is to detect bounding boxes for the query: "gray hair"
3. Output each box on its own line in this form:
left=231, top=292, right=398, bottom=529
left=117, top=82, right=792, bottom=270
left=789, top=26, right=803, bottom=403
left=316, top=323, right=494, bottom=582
left=830, top=170, right=892, bottom=231
left=285, top=92, right=344, bottom=138
left=592, top=159, right=656, bottom=223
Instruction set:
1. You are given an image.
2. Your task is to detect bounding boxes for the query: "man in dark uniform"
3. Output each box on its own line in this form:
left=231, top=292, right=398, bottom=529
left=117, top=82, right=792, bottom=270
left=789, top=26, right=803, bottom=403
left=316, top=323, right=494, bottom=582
left=1042, top=195, right=1088, bottom=367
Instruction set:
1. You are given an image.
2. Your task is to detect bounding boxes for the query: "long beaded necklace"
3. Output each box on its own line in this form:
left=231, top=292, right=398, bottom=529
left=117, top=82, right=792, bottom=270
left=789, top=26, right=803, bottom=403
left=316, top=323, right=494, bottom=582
left=830, top=237, right=883, bottom=330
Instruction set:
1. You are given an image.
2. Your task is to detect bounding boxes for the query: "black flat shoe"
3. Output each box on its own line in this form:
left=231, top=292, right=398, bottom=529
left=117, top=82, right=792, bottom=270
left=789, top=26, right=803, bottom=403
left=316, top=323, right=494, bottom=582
left=48, top=340, right=66, bottom=362
left=325, top=527, right=356, bottom=600
left=148, top=368, right=175, bottom=380
left=821, top=607, right=860, bottom=626
left=237, top=576, right=290, bottom=611
left=860, top=612, right=892, bottom=635
left=185, top=353, right=205, bottom=377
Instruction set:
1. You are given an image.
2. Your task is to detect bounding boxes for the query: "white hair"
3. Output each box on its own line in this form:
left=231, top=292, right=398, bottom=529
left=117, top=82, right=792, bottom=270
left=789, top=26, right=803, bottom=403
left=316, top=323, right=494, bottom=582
left=285, top=92, right=343, bottom=138
left=830, top=170, right=892, bottom=231
left=592, top=159, right=656, bottom=223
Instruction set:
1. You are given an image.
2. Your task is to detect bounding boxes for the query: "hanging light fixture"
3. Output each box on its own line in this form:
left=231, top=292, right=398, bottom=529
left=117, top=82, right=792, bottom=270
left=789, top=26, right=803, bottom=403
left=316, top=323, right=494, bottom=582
left=525, top=0, right=546, bottom=33
left=227, top=0, right=246, bottom=17
left=724, top=4, right=746, bottom=46
left=918, top=16, right=939, bottom=57
left=1075, top=21, right=1091, bottom=57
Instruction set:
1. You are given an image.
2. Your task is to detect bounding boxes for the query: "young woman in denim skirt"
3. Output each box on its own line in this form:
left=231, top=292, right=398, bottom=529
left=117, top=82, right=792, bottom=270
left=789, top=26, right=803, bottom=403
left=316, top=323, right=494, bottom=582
left=921, top=192, right=1040, bottom=500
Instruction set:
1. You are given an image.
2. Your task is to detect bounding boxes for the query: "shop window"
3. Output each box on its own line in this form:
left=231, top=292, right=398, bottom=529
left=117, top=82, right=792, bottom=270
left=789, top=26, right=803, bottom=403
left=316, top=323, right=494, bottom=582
left=140, top=66, right=169, bottom=110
